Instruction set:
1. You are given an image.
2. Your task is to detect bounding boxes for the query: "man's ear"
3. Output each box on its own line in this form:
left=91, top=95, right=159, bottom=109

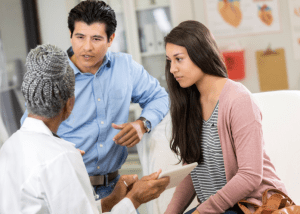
left=63, top=97, right=75, bottom=121
left=69, top=30, right=72, bottom=38
left=67, top=96, right=75, bottom=113
left=108, top=33, right=115, bottom=47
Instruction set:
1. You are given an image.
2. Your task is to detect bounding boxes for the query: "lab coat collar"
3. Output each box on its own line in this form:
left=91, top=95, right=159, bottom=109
left=21, top=117, right=55, bottom=137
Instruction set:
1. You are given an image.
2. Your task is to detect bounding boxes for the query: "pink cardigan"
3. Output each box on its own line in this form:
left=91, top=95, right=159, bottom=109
left=165, top=79, right=287, bottom=214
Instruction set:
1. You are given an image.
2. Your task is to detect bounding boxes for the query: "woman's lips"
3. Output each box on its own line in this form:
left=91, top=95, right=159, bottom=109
left=175, top=76, right=183, bottom=81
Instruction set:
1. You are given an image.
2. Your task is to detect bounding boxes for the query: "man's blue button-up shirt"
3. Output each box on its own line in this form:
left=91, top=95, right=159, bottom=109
left=21, top=48, right=169, bottom=176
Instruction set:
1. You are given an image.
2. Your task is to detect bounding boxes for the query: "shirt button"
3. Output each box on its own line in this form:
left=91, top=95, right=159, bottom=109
left=98, top=98, right=101, bottom=101
left=97, top=166, right=100, bottom=169
left=101, top=121, right=104, bottom=124
left=100, top=144, right=103, bottom=147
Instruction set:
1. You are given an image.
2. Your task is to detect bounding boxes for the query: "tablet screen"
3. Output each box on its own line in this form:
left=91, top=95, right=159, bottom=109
left=158, top=162, right=198, bottom=189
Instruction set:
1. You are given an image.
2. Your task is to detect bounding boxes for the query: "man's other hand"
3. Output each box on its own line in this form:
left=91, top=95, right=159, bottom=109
left=112, top=120, right=145, bottom=147
left=125, top=169, right=170, bottom=209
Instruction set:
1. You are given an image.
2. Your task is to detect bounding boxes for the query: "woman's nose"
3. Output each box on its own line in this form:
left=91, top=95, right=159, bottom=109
left=169, top=61, right=177, bottom=74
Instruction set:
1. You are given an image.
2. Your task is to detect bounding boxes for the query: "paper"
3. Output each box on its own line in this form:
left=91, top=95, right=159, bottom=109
left=288, top=0, right=300, bottom=60
left=256, top=48, right=289, bottom=92
left=204, top=0, right=281, bottom=38
left=222, top=50, right=245, bottom=80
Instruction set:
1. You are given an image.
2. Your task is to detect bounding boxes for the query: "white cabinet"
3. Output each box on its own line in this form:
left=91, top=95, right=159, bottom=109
left=105, top=0, right=194, bottom=90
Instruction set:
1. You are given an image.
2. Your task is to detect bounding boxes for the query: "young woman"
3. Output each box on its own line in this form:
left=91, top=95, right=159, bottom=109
left=164, top=20, right=287, bottom=214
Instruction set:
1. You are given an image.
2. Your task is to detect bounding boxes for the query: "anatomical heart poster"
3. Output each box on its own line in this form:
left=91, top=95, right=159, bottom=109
left=205, top=0, right=281, bottom=38
left=288, top=0, right=300, bottom=60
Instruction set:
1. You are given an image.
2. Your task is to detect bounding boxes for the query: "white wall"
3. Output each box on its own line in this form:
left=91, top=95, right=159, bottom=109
left=36, top=0, right=300, bottom=93
left=192, top=0, right=300, bottom=93
left=0, top=0, right=27, bottom=63
left=36, top=0, right=79, bottom=51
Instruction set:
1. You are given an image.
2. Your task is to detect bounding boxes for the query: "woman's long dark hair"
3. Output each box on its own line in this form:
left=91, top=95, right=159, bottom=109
left=165, top=20, right=228, bottom=164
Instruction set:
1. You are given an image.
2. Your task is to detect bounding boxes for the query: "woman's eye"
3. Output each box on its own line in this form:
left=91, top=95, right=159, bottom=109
left=176, top=58, right=182, bottom=62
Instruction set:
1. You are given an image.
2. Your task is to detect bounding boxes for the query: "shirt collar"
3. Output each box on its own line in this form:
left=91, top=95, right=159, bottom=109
left=66, top=47, right=111, bottom=76
left=21, top=117, right=55, bottom=137
left=52, top=132, right=61, bottom=138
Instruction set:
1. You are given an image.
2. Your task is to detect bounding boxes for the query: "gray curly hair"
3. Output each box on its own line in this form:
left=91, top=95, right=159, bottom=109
left=21, top=44, right=75, bottom=118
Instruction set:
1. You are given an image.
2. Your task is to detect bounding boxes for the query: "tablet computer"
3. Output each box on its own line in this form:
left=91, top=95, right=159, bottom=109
left=158, top=162, right=198, bottom=189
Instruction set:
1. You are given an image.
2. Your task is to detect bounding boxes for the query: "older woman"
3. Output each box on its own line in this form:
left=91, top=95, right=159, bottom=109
left=0, top=44, right=169, bottom=214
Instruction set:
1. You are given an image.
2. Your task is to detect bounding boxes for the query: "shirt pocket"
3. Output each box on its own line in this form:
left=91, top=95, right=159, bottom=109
left=109, top=88, right=125, bottom=119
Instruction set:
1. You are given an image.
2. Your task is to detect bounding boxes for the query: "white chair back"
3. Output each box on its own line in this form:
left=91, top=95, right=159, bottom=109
left=137, top=90, right=300, bottom=213
left=253, top=90, right=300, bottom=204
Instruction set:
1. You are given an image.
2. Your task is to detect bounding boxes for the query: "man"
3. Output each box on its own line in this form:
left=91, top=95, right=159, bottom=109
left=21, top=0, right=169, bottom=199
left=0, top=44, right=169, bottom=214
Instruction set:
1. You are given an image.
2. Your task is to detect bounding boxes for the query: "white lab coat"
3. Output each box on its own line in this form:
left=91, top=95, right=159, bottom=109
left=0, top=117, right=136, bottom=214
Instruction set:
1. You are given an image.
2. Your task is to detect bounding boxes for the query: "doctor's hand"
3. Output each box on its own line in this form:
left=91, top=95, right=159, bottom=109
left=112, top=120, right=145, bottom=148
left=111, top=174, right=138, bottom=202
left=101, top=174, right=138, bottom=212
left=126, top=169, right=170, bottom=209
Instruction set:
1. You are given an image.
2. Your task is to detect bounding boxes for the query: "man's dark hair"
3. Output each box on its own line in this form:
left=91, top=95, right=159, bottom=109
left=68, top=0, right=117, bottom=39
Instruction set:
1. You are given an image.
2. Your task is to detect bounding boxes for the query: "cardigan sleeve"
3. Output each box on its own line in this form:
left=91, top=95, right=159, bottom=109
left=165, top=174, right=197, bottom=213
left=196, top=94, right=264, bottom=213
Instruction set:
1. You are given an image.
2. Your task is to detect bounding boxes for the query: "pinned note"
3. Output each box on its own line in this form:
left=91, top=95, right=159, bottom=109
left=256, top=48, right=288, bottom=92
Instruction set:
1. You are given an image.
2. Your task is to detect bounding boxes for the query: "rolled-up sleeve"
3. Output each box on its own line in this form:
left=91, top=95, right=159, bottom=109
left=130, top=59, right=169, bottom=129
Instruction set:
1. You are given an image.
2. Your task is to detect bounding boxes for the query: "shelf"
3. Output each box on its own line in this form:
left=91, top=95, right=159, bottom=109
left=135, top=3, right=169, bottom=11
left=120, top=153, right=142, bottom=170
left=141, top=50, right=166, bottom=57
left=114, top=9, right=123, bottom=14
left=107, top=0, right=123, bottom=14
left=125, top=153, right=140, bottom=161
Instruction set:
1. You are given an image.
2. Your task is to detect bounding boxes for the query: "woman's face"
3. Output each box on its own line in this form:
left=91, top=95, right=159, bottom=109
left=166, top=43, right=205, bottom=88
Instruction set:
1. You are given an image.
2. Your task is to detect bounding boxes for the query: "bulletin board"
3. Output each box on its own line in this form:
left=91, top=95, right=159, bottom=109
left=204, top=0, right=281, bottom=38
left=193, top=0, right=300, bottom=93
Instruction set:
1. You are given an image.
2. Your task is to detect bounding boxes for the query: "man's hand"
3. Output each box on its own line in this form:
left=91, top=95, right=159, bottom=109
left=101, top=174, right=138, bottom=212
left=125, top=169, right=170, bottom=209
left=112, top=120, right=145, bottom=148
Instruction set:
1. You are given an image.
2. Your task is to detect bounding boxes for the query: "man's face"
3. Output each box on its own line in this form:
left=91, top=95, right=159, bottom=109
left=70, top=21, right=114, bottom=74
